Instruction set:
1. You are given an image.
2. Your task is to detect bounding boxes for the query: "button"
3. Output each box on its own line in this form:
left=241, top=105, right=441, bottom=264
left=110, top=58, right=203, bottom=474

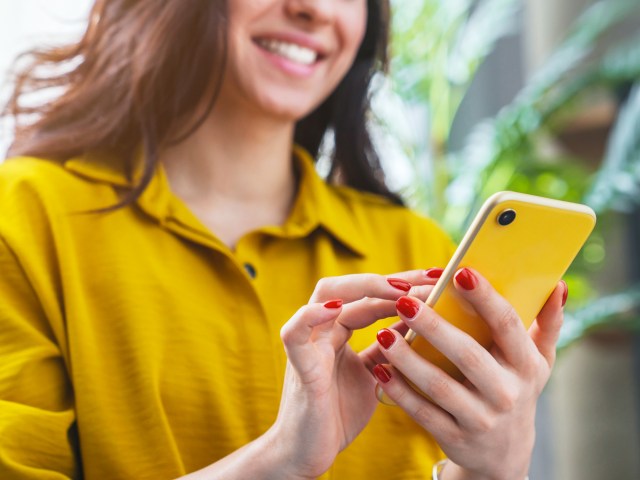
left=243, top=263, right=257, bottom=279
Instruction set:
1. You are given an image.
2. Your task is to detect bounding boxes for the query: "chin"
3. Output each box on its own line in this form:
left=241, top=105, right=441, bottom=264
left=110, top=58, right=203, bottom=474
left=255, top=90, right=325, bottom=123
left=261, top=103, right=317, bottom=123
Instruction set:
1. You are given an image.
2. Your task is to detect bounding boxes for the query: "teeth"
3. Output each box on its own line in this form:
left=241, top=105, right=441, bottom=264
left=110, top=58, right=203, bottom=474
left=258, top=39, right=318, bottom=65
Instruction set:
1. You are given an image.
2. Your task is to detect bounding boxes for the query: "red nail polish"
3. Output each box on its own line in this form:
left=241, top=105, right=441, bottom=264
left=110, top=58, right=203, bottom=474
left=373, top=364, right=392, bottom=384
left=396, top=296, right=420, bottom=319
left=425, top=268, right=444, bottom=279
left=561, top=280, right=568, bottom=307
left=455, top=268, right=477, bottom=291
left=324, top=299, right=343, bottom=309
left=377, top=328, right=396, bottom=349
left=387, top=278, right=411, bottom=292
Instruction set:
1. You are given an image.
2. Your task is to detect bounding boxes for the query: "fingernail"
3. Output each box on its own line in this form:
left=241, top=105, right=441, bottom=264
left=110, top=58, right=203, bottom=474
left=387, top=278, right=411, bottom=292
left=396, top=296, right=420, bottom=319
left=324, top=299, right=343, bottom=309
left=561, top=280, right=568, bottom=307
left=373, top=364, right=392, bottom=384
left=425, top=268, right=444, bottom=279
left=455, top=268, right=477, bottom=291
left=377, top=328, right=396, bottom=349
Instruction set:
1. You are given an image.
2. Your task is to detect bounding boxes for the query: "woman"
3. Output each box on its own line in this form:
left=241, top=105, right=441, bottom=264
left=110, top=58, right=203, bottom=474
left=0, top=0, right=565, bottom=479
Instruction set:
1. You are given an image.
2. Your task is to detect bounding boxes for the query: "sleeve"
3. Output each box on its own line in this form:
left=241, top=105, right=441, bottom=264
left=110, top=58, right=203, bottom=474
left=0, top=236, right=79, bottom=479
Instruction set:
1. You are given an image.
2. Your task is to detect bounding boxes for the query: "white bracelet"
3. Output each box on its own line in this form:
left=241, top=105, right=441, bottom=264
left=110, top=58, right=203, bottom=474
left=431, top=459, right=530, bottom=480
left=432, top=459, right=447, bottom=480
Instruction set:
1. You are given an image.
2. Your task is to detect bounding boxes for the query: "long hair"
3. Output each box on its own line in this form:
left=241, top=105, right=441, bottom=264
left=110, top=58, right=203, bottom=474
left=3, top=0, right=401, bottom=205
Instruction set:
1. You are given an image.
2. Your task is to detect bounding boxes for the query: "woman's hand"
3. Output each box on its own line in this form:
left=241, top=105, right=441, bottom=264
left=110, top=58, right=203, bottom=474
left=183, top=269, right=439, bottom=480
left=270, top=270, right=439, bottom=479
left=373, top=268, right=566, bottom=480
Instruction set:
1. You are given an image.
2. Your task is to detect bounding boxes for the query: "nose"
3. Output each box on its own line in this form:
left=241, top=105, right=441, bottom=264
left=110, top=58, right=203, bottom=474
left=285, top=0, right=335, bottom=25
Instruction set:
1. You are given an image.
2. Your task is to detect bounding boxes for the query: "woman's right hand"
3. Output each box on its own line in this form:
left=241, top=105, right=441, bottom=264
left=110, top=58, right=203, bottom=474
left=269, top=270, right=438, bottom=479
left=183, top=269, right=438, bottom=480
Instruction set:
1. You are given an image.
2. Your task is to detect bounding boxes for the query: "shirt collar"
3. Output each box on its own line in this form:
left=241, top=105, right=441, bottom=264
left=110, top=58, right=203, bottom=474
left=63, top=146, right=370, bottom=257
left=280, top=145, right=369, bottom=257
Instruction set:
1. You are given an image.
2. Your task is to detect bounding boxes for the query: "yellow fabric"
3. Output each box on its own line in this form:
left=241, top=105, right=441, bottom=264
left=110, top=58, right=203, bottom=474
left=0, top=146, right=454, bottom=480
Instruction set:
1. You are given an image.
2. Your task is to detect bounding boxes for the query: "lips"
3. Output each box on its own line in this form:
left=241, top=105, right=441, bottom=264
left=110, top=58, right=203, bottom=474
left=255, top=38, right=322, bottom=66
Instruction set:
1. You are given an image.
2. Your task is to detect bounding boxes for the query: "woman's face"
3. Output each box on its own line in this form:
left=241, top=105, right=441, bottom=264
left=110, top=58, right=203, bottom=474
left=219, top=0, right=368, bottom=121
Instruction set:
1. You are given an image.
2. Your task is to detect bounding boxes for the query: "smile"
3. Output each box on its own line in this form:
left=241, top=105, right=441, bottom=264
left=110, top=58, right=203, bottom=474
left=255, top=38, right=319, bottom=66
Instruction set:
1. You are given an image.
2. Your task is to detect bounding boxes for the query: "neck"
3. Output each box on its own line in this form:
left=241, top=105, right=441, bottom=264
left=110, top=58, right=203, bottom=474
left=159, top=105, right=300, bottom=247
left=161, top=109, right=296, bottom=202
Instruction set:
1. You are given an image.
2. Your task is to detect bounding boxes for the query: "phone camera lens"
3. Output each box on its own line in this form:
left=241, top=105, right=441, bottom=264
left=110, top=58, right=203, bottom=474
left=497, top=209, right=516, bottom=226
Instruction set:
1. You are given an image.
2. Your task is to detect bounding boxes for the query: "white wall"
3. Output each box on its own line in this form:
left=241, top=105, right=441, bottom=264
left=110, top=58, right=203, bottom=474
left=0, top=0, right=92, bottom=157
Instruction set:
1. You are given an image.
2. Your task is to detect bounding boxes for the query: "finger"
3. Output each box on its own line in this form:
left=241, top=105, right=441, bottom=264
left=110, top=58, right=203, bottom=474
left=529, top=281, right=566, bottom=368
left=395, top=295, right=512, bottom=407
left=309, top=273, right=413, bottom=305
left=337, top=298, right=397, bottom=330
left=337, top=284, right=435, bottom=331
left=371, top=363, right=459, bottom=443
left=359, top=321, right=409, bottom=371
left=375, top=325, right=483, bottom=427
left=397, top=268, right=444, bottom=299
left=410, top=283, right=437, bottom=302
left=391, top=267, right=444, bottom=286
left=451, top=267, right=538, bottom=370
left=280, top=301, right=343, bottom=374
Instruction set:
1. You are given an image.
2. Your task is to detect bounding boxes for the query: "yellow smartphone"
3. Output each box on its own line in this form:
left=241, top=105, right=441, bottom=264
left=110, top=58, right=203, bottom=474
left=377, top=191, right=596, bottom=404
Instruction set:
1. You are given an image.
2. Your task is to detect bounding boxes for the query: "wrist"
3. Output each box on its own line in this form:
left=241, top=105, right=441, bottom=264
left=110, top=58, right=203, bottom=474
left=178, top=427, right=316, bottom=480
left=260, top=426, right=317, bottom=480
left=435, top=460, right=529, bottom=480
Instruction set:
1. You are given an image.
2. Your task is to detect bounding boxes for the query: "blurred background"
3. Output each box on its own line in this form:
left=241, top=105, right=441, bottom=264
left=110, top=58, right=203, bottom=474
left=1, top=0, right=639, bottom=478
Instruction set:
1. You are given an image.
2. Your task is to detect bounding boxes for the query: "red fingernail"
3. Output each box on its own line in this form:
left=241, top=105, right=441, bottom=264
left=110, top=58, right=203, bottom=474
left=377, top=328, right=396, bottom=349
left=455, top=268, right=477, bottom=291
left=387, top=278, right=411, bottom=292
left=324, top=299, right=343, bottom=309
left=561, top=280, right=568, bottom=307
left=373, top=364, right=392, bottom=384
left=425, top=268, right=444, bottom=279
left=396, top=296, right=420, bottom=319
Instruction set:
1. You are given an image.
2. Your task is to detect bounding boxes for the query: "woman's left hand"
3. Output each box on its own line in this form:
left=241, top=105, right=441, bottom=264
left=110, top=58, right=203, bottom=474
left=373, top=267, right=566, bottom=480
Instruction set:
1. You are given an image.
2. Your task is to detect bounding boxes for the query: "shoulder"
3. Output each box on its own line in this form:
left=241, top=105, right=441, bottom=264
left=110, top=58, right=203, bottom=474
left=0, top=157, right=68, bottom=222
left=0, top=156, right=87, bottom=203
left=0, top=156, right=117, bottom=211
left=0, top=156, right=69, bottom=190
left=0, top=156, right=119, bottom=248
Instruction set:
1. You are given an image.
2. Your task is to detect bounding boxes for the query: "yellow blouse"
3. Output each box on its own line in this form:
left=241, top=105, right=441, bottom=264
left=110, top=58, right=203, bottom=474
left=0, top=147, right=454, bottom=479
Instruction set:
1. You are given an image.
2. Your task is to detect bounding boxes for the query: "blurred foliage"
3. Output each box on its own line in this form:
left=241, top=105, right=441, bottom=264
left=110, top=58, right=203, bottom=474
left=384, top=0, right=640, bottom=349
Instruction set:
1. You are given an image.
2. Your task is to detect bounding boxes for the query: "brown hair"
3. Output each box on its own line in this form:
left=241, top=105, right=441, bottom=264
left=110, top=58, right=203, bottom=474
left=3, top=0, right=401, bottom=205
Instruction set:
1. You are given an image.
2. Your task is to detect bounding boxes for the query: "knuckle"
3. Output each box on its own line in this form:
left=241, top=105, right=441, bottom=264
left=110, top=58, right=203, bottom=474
left=427, top=372, right=452, bottom=400
left=495, top=304, right=520, bottom=333
left=313, top=277, right=335, bottom=297
left=473, top=413, right=496, bottom=434
left=393, top=383, right=410, bottom=405
left=457, top=342, right=484, bottom=371
left=440, top=427, right=464, bottom=445
left=366, top=273, right=382, bottom=283
left=412, top=403, right=433, bottom=426
left=521, top=350, right=543, bottom=376
left=412, top=285, right=433, bottom=302
left=493, top=385, right=518, bottom=412
left=422, top=311, right=440, bottom=336
left=279, top=323, right=294, bottom=344
left=279, top=306, right=310, bottom=344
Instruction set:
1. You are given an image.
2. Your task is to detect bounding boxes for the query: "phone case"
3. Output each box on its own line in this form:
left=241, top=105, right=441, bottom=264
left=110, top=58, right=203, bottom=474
left=377, top=191, right=596, bottom=404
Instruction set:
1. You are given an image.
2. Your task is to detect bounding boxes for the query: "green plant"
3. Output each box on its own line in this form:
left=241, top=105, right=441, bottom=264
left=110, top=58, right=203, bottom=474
left=384, top=0, right=640, bottom=349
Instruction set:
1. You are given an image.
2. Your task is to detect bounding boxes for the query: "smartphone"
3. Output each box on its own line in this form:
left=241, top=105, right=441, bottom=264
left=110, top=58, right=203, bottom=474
left=377, top=191, right=596, bottom=404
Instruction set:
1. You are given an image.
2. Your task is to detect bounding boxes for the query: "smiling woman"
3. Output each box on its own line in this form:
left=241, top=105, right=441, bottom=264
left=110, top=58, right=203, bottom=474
left=0, top=1, right=564, bottom=479
left=6, top=0, right=398, bottom=212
